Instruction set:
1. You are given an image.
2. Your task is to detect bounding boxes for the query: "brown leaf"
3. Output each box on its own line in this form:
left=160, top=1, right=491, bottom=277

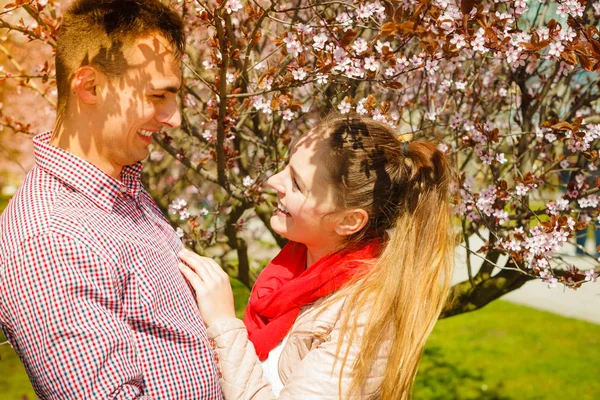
left=396, top=21, right=417, bottom=34
left=460, top=0, right=476, bottom=14
left=339, top=29, right=358, bottom=48
left=385, top=81, right=403, bottom=89
left=550, top=121, right=573, bottom=131
left=561, top=51, right=578, bottom=65
left=380, top=21, right=396, bottom=37
left=589, top=39, right=600, bottom=57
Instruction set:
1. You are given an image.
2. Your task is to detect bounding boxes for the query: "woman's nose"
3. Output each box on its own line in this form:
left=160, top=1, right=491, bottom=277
left=266, top=171, right=285, bottom=193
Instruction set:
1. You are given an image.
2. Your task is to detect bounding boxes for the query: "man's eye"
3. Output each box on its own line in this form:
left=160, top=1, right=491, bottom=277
left=151, top=94, right=166, bottom=99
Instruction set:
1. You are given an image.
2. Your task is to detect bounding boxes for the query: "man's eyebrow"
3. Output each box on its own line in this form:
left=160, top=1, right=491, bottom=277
left=159, top=86, right=180, bottom=93
left=149, top=84, right=181, bottom=93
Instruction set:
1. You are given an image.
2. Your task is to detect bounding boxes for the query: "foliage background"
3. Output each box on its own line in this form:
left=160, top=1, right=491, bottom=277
left=1, top=0, right=600, bottom=398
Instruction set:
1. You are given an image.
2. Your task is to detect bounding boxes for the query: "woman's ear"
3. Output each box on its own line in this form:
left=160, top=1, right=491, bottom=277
left=334, top=208, right=369, bottom=237
left=73, top=66, right=98, bottom=105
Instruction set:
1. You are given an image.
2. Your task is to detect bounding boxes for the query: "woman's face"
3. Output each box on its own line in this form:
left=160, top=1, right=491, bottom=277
left=267, top=131, right=342, bottom=249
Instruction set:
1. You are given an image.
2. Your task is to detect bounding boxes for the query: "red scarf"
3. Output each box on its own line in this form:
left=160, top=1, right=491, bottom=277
left=243, top=241, right=380, bottom=360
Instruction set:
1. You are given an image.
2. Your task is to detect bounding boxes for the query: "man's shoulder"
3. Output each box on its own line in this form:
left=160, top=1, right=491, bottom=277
left=0, top=167, right=107, bottom=256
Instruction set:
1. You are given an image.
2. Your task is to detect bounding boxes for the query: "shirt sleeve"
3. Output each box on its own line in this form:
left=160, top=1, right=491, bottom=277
left=0, top=233, right=153, bottom=399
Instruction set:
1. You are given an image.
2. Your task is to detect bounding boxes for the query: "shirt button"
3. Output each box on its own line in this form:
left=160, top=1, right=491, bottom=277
left=119, top=185, right=128, bottom=194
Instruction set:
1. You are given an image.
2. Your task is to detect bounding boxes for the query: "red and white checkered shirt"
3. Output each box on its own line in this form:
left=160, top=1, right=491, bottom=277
left=0, top=133, right=222, bottom=399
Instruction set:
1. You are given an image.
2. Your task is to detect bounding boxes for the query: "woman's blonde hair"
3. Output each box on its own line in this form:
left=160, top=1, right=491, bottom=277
left=316, top=115, right=455, bottom=399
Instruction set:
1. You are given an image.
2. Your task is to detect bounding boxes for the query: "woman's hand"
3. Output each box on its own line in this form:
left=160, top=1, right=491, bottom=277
left=178, top=248, right=237, bottom=328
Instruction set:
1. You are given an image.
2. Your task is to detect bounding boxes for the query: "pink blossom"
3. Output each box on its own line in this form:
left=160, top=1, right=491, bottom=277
left=455, top=81, right=467, bottom=91
left=425, top=59, right=439, bottom=75
left=557, top=0, right=585, bottom=18
left=336, top=12, right=353, bottom=28
left=451, top=34, right=467, bottom=49
left=585, top=270, right=599, bottom=283
left=546, top=199, right=570, bottom=216
left=539, top=270, right=558, bottom=288
left=356, top=98, right=369, bottom=115
left=426, top=111, right=438, bottom=121
left=352, top=37, right=369, bottom=54
left=514, top=0, right=528, bottom=15
left=559, top=27, right=577, bottom=43
left=504, top=239, right=522, bottom=252
left=292, top=68, right=307, bottom=81
left=356, top=3, right=376, bottom=20
left=201, top=130, right=214, bottom=142
left=314, top=73, right=328, bottom=85
left=253, top=97, right=272, bottom=114
left=472, top=28, right=487, bottom=53
left=515, top=183, right=529, bottom=197
left=225, top=0, right=243, bottom=14
left=578, top=195, right=599, bottom=209
left=364, top=56, right=379, bottom=72
left=242, top=176, right=254, bottom=187
left=337, top=99, right=352, bottom=114
left=296, top=23, right=314, bottom=36
left=548, top=41, right=565, bottom=58
left=312, top=33, right=328, bottom=51
left=282, top=109, right=294, bottom=121
left=493, top=209, right=509, bottom=224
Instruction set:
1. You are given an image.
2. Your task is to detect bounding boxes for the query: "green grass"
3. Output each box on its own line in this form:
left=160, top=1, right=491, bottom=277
left=414, top=300, right=600, bottom=399
left=0, top=333, right=36, bottom=399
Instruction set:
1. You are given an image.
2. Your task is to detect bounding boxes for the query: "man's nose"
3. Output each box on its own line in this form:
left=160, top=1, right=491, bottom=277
left=157, top=100, right=181, bottom=128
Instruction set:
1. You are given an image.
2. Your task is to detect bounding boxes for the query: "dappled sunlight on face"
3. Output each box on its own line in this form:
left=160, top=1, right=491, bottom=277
left=96, top=34, right=182, bottom=172
left=267, top=130, right=342, bottom=250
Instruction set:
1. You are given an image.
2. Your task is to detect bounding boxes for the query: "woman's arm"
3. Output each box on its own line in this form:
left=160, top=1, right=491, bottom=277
left=178, top=250, right=385, bottom=399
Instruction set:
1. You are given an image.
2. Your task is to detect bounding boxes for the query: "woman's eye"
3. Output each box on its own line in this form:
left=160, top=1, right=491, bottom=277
left=292, top=177, right=300, bottom=191
left=151, top=94, right=166, bottom=100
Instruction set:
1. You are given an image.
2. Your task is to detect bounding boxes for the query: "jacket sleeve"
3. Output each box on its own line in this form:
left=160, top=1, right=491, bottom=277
left=0, top=233, right=153, bottom=399
left=206, top=311, right=386, bottom=400
left=206, top=318, right=273, bottom=399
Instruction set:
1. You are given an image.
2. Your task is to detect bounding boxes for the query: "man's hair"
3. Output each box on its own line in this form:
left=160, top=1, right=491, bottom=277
left=55, top=0, right=185, bottom=115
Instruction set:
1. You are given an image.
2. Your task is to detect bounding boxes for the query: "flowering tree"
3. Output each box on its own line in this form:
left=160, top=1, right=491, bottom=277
left=1, top=0, right=599, bottom=316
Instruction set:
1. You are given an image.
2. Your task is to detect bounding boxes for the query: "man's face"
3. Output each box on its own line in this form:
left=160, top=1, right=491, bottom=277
left=95, top=34, right=182, bottom=170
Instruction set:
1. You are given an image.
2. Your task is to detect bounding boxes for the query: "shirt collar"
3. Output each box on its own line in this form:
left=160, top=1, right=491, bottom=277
left=33, top=132, right=144, bottom=212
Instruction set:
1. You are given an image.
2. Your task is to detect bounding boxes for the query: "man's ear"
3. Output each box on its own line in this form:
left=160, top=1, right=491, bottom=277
left=73, top=66, right=98, bottom=105
left=334, top=208, right=369, bottom=237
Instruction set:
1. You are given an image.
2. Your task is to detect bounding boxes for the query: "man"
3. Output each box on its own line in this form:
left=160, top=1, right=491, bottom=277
left=0, top=0, right=222, bottom=398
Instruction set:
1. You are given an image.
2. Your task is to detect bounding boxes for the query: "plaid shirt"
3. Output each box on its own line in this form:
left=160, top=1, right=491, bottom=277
left=0, top=133, right=222, bottom=399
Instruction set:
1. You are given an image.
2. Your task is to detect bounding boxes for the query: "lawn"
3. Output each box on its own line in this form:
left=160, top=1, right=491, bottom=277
left=1, top=299, right=598, bottom=399
left=414, top=300, right=600, bottom=399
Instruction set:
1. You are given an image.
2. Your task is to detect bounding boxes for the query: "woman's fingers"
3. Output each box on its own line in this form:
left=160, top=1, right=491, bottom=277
left=176, top=250, right=237, bottom=327
left=179, top=249, right=226, bottom=281
left=178, top=262, right=205, bottom=289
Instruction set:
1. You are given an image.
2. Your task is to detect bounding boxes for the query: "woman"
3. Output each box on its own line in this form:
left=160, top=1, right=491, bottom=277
left=179, top=115, right=455, bottom=399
